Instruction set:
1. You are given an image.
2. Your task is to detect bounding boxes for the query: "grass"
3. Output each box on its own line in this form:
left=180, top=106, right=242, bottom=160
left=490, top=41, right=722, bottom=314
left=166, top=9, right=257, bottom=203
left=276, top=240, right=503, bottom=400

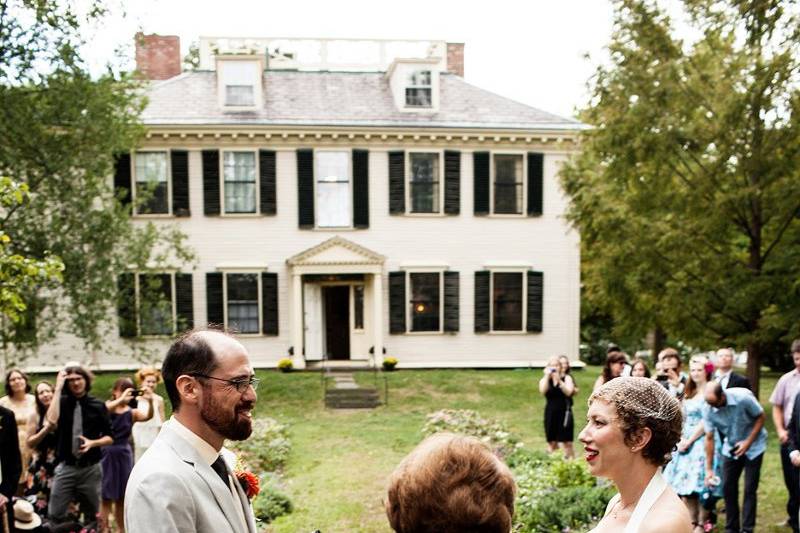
left=68, top=367, right=785, bottom=533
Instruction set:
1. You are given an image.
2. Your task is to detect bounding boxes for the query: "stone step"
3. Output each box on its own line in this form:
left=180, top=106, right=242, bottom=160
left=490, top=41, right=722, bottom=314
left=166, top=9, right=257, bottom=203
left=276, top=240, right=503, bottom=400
left=325, top=388, right=379, bottom=398
left=325, top=398, right=382, bottom=409
left=324, top=387, right=381, bottom=408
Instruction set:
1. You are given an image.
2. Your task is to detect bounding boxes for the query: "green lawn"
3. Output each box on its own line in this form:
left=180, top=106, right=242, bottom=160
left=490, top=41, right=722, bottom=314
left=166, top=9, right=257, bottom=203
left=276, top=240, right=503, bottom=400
left=78, top=367, right=785, bottom=533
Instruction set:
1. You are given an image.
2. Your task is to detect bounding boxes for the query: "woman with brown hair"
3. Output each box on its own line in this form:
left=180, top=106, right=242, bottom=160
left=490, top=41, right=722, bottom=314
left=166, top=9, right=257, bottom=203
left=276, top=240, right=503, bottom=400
left=25, top=381, right=58, bottom=518
left=0, top=368, right=37, bottom=490
left=580, top=377, right=691, bottom=532
left=540, top=355, right=577, bottom=458
left=386, top=433, right=516, bottom=533
left=593, top=351, right=628, bottom=392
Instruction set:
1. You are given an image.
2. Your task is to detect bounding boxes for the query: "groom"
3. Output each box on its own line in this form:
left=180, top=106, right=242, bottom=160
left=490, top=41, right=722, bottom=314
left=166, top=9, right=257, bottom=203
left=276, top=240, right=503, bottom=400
left=125, top=329, right=259, bottom=533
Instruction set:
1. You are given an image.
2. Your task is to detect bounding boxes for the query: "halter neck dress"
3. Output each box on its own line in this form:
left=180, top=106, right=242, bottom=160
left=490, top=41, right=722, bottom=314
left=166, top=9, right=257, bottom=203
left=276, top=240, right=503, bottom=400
left=589, top=470, right=668, bottom=533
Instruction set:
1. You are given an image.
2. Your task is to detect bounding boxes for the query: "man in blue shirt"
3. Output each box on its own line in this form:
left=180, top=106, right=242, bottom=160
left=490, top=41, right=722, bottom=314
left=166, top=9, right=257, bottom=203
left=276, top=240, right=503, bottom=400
left=703, top=382, right=767, bottom=533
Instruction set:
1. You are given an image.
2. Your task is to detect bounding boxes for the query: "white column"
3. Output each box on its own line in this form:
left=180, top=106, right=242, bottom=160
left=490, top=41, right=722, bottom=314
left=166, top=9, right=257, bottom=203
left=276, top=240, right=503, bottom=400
left=291, top=273, right=306, bottom=369
left=372, top=271, right=383, bottom=367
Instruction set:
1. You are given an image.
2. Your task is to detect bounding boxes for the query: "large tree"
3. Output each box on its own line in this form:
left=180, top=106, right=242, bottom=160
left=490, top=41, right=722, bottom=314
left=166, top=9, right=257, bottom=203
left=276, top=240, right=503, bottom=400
left=561, top=0, right=800, bottom=395
left=0, top=1, right=193, bottom=364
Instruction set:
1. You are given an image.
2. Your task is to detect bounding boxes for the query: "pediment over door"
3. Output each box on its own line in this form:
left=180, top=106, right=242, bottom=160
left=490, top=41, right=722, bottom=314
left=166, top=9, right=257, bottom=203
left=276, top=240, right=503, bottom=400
left=287, top=236, right=385, bottom=274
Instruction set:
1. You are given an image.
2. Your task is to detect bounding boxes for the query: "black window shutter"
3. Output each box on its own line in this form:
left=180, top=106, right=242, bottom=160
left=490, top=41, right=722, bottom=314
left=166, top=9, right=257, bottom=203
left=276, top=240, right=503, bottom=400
left=474, top=270, right=490, bottom=333
left=389, top=271, right=406, bottom=334
left=261, top=272, right=279, bottom=336
left=527, top=152, right=544, bottom=216
left=443, top=271, right=459, bottom=332
left=206, top=272, right=224, bottom=327
left=171, top=150, right=190, bottom=217
left=113, top=153, right=132, bottom=208
left=259, top=150, right=277, bottom=215
left=388, top=151, right=405, bottom=214
left=527, top=270, right=544, bottom=332
left=175, top=273, right=194, bottom=331
left=444, top=151, right=460, bottom=215
left=117, top=273, right=136, bottom=337
left=202, top=150, right=220, bottom=216
left=473, top=152, right=490, bottom=216
left=296, top=149, right=314, bottom=228
left=352, top=149, right=369, bottom=228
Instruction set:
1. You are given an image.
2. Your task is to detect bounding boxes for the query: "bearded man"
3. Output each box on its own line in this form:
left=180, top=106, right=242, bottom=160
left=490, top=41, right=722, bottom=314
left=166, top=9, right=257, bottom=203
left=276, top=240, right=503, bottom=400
left=125, top=329, right=259, bottom=533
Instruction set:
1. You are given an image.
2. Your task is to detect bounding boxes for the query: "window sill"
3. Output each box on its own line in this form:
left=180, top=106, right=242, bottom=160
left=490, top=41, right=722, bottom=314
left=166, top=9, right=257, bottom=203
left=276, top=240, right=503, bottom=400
left=405, top=330, right=444, bottom=336
left=133, top=213, right=174, bottom=219
left=488, top=213, right=527, bottom=218
left=218, top=213, right=265, bottom=218
left=312, top=227, right=356, bottom=231
left=486, top=330, right=529, bottom=335
left=404, top=212, right=447, bottom=217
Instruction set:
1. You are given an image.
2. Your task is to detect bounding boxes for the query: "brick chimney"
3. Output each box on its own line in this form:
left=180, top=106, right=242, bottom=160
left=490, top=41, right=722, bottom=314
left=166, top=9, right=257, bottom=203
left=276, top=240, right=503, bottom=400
left=135, top=33, right=182, bottom=80
left=446, top=42, right=464, bottom=77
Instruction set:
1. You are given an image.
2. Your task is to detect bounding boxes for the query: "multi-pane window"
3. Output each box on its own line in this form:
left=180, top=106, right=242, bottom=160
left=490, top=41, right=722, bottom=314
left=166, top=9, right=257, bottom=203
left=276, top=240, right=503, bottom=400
left=138, top=273, right=174, bottom=335
left=134, top=152, right=169, bottom=214
left=225, top=85, right=255, bottom=106
left=223, top=151, right=256, bottom=213
left=492, top=272, right=524, bottom=331
left=409, top=153, right=440, bottom=213
left=493, top=154, right=524, bottom=214
left=315, top=151, right=351, bottom=227
left=405, top=70, right=432, bottom=107
left=409, top=272, right=441, bottom=332
left=353, top=285, right=364, bottom=330
left=226, top=273, right=259, bottom=334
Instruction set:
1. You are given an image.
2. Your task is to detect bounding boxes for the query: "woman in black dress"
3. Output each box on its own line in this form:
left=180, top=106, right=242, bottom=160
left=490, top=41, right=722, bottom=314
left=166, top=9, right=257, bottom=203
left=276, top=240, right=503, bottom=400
left=539, top=355, right=577, bottom=458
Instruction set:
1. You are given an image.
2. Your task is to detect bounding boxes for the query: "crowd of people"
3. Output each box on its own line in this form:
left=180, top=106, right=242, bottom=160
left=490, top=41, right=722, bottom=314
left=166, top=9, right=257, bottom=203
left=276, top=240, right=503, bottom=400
left=0, top=365, right=166, bottom=532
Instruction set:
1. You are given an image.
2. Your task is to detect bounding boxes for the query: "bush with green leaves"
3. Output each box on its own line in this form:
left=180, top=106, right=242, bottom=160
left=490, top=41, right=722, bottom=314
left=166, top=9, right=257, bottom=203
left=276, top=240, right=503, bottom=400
left=252, top=479, right=293, bottom=524
left=228, top=417, right=291, bottom=473
left=422, top=409, right=522, bottom=458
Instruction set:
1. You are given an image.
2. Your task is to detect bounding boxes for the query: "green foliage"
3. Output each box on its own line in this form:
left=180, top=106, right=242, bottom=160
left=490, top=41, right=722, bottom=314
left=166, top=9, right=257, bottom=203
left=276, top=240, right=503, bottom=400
left=382, top=356, right=398, bottom=370
left=277, top=358, right=293, bottom=372
left=0, top=1, right=194, bottom=361
left=560, top=0, right=800, bottom=391
left=252, top=481, right=293, bottom=524
left=227, top=417, right=291, bottom=473
left=422, top=409, right=522, bottom=458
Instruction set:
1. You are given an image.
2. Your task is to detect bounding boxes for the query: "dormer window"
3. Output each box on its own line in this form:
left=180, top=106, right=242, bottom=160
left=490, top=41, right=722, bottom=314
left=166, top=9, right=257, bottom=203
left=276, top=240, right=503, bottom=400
left=216, top=56, right=263, bottom=110
left=406, top=70, right=432, bottom=107
left=226, top=85, right=254, bottom=106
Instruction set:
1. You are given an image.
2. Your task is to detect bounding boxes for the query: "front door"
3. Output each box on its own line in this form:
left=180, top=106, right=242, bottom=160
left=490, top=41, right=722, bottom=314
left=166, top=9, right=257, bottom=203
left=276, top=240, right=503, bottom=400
left=323, top=286, right=350, bottom=360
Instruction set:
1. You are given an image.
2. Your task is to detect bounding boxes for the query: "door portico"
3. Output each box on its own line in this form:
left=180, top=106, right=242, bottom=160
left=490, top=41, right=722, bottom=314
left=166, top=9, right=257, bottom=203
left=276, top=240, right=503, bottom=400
left=286, top=236, right=385, bottom=369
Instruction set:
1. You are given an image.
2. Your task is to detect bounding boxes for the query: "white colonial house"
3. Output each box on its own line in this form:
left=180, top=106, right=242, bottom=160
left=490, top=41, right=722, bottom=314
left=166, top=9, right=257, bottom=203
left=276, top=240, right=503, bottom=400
left=34, top=35, right=583, bottom=370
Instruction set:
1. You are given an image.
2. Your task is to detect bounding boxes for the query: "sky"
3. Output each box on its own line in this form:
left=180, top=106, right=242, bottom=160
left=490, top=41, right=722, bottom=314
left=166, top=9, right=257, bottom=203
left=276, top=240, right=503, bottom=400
left=83, top=0, right=618, bottom=119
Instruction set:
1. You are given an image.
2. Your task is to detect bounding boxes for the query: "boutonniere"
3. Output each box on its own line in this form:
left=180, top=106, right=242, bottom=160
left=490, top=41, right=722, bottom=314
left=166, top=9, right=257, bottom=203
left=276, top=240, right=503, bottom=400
left=233, top=455, right=260, bottom=499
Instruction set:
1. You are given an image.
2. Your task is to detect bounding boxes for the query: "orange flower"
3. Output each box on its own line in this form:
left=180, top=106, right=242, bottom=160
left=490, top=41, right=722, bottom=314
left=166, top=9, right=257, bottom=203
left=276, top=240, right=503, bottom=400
left=235, top=469, right=260, bottom=499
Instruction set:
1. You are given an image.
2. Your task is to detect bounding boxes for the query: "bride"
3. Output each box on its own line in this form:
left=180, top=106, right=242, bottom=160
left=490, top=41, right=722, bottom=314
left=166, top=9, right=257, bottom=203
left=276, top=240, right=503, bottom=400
left=579, top=377, right=691, bottom=532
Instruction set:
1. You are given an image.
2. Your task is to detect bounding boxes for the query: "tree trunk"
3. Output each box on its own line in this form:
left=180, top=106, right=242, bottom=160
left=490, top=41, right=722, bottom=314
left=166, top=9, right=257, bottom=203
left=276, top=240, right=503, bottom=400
left=746, top=340, right=761, bottom=398
left=649, top=327, right=665, bottom=361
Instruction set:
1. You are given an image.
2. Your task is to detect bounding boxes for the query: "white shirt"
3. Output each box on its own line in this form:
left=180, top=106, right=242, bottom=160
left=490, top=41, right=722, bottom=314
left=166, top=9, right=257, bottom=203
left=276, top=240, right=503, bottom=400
left=715, top=369, right=732, bottom=389
left=167, top=417, right=248, bottom=532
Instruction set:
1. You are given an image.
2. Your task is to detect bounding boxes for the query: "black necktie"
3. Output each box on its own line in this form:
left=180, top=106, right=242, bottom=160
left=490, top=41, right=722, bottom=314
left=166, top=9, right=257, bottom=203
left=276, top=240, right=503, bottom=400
left=211, top=455, right=231, bottom=491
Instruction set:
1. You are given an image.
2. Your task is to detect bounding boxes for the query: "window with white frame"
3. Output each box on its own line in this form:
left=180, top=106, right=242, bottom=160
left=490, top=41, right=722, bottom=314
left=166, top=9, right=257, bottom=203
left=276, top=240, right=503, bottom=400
left=315, top=151, right=351, bottom=227
left=492, top=271, right=524, bottom=331
left=223, top=151, right=257, bottom=213
left=134, top=152, right=169, bottom=215
left=137, top=273, right=175, bottom=336
left=405, top=70, right=432, bottom=108
left=409, top=272, right=441, bottom=332
left=225, top=273, right=260, bottom=334
left=493, top=154, right=524, bottom=214
left=409, top=152, right=441, bottom=213
left=220, top=61, right=258, bottom=107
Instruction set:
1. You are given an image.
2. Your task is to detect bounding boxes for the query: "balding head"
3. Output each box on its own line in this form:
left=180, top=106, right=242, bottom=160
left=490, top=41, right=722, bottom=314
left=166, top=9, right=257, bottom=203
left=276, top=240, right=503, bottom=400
left=704, top=380, right=725, bottom=407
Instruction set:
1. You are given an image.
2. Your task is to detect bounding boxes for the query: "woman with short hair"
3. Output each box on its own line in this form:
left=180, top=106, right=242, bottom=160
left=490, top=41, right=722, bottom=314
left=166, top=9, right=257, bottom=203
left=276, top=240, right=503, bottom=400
left=580, top=377, right=691, bottom=532
left=540, top=355, right=577, bottom=458
left=386, top=433, right=516, bottom=533
left=131, top=367, right=166, bottom=462
left=0, top=368, right=37, bottom=490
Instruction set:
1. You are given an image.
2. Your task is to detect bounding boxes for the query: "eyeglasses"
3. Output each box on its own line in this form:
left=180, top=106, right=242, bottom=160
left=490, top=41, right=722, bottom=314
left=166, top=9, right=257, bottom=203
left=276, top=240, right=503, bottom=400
left=190, top=373, right=260, bottom=393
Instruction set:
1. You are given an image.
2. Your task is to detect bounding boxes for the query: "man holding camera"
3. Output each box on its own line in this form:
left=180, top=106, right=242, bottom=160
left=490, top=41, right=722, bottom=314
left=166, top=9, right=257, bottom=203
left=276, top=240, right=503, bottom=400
left=657, top=348, right=687, bottom=399
left=45, top=363, right=113, bottom=525
left=703, top=381, right=767, bottom=533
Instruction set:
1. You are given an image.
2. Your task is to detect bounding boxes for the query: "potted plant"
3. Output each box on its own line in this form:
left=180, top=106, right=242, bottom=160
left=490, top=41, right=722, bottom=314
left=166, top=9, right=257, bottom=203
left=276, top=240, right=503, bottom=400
left=277, top=358, right=293, bottom=373
left=382, top=356, right=398, bottom=371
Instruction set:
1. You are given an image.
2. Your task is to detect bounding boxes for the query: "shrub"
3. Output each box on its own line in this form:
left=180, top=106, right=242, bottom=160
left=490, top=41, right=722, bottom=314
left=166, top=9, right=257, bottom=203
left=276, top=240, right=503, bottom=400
left=382, top=356, right=398, bottom=370
left=515, top=485, right=615, bottom=533
left=277, top=358, right=293, bottom=372
left=227, top=417, right=291, bottom=473
left=422, top=409, right=522, bottom=458
left=252, top=482, right=293, bottom=523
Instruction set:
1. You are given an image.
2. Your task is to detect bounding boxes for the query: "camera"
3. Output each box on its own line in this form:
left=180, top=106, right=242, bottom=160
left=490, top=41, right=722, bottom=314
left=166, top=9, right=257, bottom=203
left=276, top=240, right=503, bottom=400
left=133, top=389, right=144, bottom=397
left=655, top=374, right=668, bottom=382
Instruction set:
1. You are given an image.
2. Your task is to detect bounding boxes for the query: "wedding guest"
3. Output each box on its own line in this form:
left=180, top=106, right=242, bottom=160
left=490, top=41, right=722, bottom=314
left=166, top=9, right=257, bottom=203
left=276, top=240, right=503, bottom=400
left=0, top=402, right=21, bottom=525
left=593, top=351, right=627, bottom=391
left=539, top=355, right=577, bottom=458
left=131, top=367, right=166, bottom=462
left=631, top=358, right=651, bottom=378
left=703, top=382, right=766, bottom=533
left=657, top=349, right=687, bottom=399
left=386, top=433, right=516, bottom=533
left=769, top=338, right=800, bottom=533
left=579, top=377, right=690, bottom=532
left=713, top=347, right=750, bottom=389
left=25, top=381, right=58, bottom=518
left=100, top=377, right=154, bottom=533
left=0, top=368, right=37, bottom=491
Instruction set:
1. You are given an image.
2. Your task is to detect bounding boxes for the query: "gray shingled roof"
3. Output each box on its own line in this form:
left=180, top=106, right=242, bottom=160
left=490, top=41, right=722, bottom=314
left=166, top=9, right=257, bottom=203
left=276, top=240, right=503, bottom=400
left=142, top=70, right=581, bottom=131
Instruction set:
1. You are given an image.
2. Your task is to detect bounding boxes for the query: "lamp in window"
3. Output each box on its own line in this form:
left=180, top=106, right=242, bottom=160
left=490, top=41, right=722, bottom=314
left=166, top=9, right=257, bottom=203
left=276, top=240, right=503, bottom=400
left=415, top=303, right=427, bottom=314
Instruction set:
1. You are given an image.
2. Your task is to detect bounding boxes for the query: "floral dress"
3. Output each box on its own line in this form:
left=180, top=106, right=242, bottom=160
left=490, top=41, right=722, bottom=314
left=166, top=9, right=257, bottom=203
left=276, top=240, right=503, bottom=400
left=663, top=395, right=723, bottom=497
left=25, top=414, right=57, bottom=517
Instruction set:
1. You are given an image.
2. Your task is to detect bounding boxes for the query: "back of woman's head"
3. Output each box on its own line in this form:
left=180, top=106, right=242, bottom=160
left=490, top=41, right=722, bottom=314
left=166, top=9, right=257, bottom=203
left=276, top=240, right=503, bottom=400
left=111, top=377, right=134, bottom=398
left=386, top=433, right=516, bottom=533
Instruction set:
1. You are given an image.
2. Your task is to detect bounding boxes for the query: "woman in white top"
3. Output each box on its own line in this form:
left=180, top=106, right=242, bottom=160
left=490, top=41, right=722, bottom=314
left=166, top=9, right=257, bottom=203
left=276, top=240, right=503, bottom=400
left=580, top=377, right=691, bottom=533
left=131, top=367, right=166, bottom=461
